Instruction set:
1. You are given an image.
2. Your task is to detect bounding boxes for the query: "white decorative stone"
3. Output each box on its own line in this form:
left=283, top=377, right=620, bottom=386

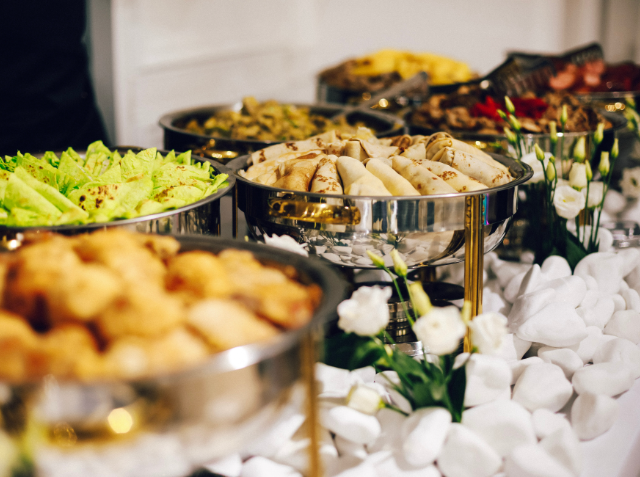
left=541, top=256, right=572, bottom=281
left=574, top=326, right=603, bottom=364
left=583, top=275, right=598, bottom=291
left=626, top=265, right=640, bottom=293
left=350, top=366, right=376, bottom=384
left=620, top=279, right=630, bottom=291
left=537, top=347, right=584, bottom=379
left=574, top=252, right=624, bottom=295
left=571, top=392, right=619, bottom=440
left=516, top=302, right=587, bottom=347
left=593, top=337, right=640, bottom=379
left=322, top=406, right=381, bottom=445
left=464, top=354, right=512, bottom=407
left=535, top=276, right=586, bottom=308
left=272, top=429, right=337, bottom=472
left=374, top=456, right=441, bottom=477
left=496, top=333, right=518, bottom=362
left=366, top=407, right=406, bottom=454
left=622, top=288, right=640, bottom=312
left=326, top=455, right=377, bottom=477
left=205, top=454, right=243, bottom=477
left=604, top=310, right=640, bottom=343
left=316, top=363, right=359, bottom=398
left=531, top=408, right=571, bottom=440
left=508, top=288, right=556, bottom=333
left=618, top=248, right=640, bottom=277
left=461, top=399, right=536, bottom=457
left=572, top=362, right=635, bottom=396
left=576, top=297, right=614, bottom=330
left=241, top=457, right=303, bottom=477
left=436, top=424, right=502, bottom=477
left=539, top=427, right=583, bottom=476
left=493, top=260, right=531, bottom=289
left=504, top=270, right=529, bottom=304
left=483, top=289, right=509, bottom=315
left=504, top=444, right=573, bottom=477
left=514, top=335, right=532, bottom=360
left=512, top=363, right=573, bottom=412
left=611, top=294, right=626, bottom=312
left=509, top=357, right=544, bottom=385
left=401, top=407, right=451, bottom=467
left=334, top=435, right=368, bottom=460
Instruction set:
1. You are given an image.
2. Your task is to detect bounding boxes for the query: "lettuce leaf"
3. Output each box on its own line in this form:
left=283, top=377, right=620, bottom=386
left=4, top=175, right=62, bottom=219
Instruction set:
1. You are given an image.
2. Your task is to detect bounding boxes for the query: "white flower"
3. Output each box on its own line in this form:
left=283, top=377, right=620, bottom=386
left=412, top=306, right=466, bottom=355
left=569, top=163, right=588, bottom=190
left=621, top=167, right=640, bottom=199
left=468, top=312, right=507, bottom=355
left=554, top=185, right=586, bottom=219
left=346, top=384, right=384, bottom=415
left=263, top=234, right=308, bottom=256
left=337, top=286, right=392, bottom=336
left=521, top=151, right=553, bottom=184
left=582, top=181, right=604, bottom=209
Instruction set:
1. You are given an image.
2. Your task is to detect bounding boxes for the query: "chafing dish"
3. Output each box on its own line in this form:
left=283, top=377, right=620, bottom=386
left=228, top=154, right=533, bottom=269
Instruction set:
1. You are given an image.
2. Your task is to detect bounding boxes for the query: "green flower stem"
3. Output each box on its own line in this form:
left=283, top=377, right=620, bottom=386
left=401, top=275, right=417, bottom=327
left=591, top=151, right=618, bottom=249
left=381, top=265, right=415, bottom=326
left=383, top=402, right=409, bottom=416
left=558, top=124, right=566, bottom=179
left=382, top=330, right=397, bottom=345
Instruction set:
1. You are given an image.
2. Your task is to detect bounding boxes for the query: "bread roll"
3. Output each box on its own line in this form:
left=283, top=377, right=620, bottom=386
left=412, top=159, right=487, bottom=192
left=433, top=147, right=512, bottom=187
left=366, top=159, right=419, bottom=196
left=336, top=156, right=391, bottom=196
left=273, top=158, right=321, bottom=191
left=391, top=156, right=457, bottom=195
left=310, top=156, right=343, bottom=194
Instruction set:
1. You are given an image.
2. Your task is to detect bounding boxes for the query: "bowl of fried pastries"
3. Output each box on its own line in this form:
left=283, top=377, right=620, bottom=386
left=0, top=229, right=346, bottom=476
left=228, top=130, right=532, bottom=269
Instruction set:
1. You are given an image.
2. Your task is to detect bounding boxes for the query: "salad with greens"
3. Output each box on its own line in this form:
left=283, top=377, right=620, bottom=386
left=0, top=141, right=229, bottom=227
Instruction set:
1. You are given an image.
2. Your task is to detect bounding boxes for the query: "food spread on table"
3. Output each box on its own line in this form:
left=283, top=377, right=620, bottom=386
left=319, top=49, right=474, bottom=93
left=548, top=59, right=640, bottom=94
left=0, top=230, right=320, bottom=381
left=239, top=129, right=513, bottom=195
left=409, top=85, right=612, bottom=135
left=0, top=141, right=229, bottom=227
left=183, top=96, right=371, bottom=141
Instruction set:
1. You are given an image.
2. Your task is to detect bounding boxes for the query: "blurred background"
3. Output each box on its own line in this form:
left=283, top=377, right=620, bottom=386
left=86, top=0, right=640, bottom=148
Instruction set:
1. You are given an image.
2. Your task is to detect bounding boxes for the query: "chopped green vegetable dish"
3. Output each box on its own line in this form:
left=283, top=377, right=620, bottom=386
left=0, top=141, right=229, bottom=227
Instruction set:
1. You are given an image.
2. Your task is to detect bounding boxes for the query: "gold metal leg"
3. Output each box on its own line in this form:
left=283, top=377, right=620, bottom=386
left=232, top=186, right=238, bottom=239
left=302, top=332, right=322, bottom=477
left=464, top=194, right=484, bottom=352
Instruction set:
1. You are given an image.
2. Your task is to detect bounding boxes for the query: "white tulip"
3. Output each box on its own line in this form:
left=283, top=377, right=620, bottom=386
left=337, top=286, right=392, bottom=336
left=522, top=151, right=553, bottom=184
left=263, top=234, right=308, bottom=256
left=413, top=306, right=466, bottom=355
left=569, top=163, right=588, bottom=190
left=582, top=181, right=604, bottom=209
left=468, top=312, right=508, bottom=355
left=621, top=167, right=640, bottom=199
left=554, top=185, right=586, bottom=219
left=346, top=384, right=384, bottom=415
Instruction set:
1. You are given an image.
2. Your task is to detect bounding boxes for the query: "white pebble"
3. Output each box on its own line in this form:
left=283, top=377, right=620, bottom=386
left=571, top=392, right=619, bottom=440
left=504, top=444, right=573, bottom=477
left=604, top=310, right=640, bottom=343
left=622, top=288, right=640, bottom=312
left=436, top=424, right=502, bottom=477
left=374, top=455, right=441, bottom=477
left=494, top=260, right=531, bottom=288
left=541, top=256, right=572, bottom=280
left=241, top=457, right=302, bottom=477
left=508, top=288, right=556, bottom=333
left=334, top=435, right=367, bottom=460
left=514, top=335, right=532, bottom=359
left=577, top=297, right=614, bottom=330
left=574, top=252, right=624, bottom=295
left=512, top=363, right=573, bottom=412
left=316, top=363, right=359, bottom=398
left=573, top=326, right=603, bottom=364
left=516, top=302, right=587, bottom=347
left=464, top=354, right=512, bottom=407
left=509, top=357, right=544, bottom=385
left=496, top=333, right=518, bottom=362
left=618, top=248, right=640, bottom=277
left=611, top=294, right=626, bottom=312
left=322, top=406, right=381, bottom=445
left=583, top=275, right=598, bottom=291
left=593, top=337, right=640, bottom=379
left=535, top=275, right=586, bottom=308
left=537, top=347, right=584, bottom=379
left=461, top=400, right=536, bottom=457
left=205, top=454, right=243, bottom=477
left=401, top=407, right=451, bottom=467
left=366, top=407, right=406, bottom=454
left=572, top=362, right=634, bottom=396
left=531, top=408, right=571, bottom=440
left=539, top=427, right=583, bottom=476
left=504, top=269, right=529, bottom=304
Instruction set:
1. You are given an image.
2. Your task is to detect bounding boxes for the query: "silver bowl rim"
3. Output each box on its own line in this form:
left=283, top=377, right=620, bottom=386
left=0, top=148, right=236, bottom=234
left=228, top=152, right=533, bottom=201
left=4, top=235, right=348, bottom=387
left=158, top=101, right=405, bottom=143
left=404, top=109, right=628, bottom=142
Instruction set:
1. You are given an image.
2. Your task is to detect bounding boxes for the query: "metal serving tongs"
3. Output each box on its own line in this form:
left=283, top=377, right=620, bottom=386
left=328, top=71, right=429, bottom=122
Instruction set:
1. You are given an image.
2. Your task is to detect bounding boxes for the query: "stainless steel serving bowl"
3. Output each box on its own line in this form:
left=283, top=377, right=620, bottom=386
left=0, top=235, right=347, bottom=477
left=228, top=154, right=533, bottom=269
left=0, top=148, right=235, bottom=242
left=159, top=102, right=405, bottom=163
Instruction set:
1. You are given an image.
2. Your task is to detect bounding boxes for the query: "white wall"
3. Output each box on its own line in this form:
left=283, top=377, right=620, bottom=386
left=86, top=0, right=637, bottom=148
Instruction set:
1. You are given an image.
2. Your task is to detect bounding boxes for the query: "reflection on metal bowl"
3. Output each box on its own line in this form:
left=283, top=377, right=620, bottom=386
left=0, top=148, right=235, bottom=242
left=1, top=236, right=347, bottom=476
left=229, top=154, right=533, bottom=269
left=159, top=103, right=405, bottom=163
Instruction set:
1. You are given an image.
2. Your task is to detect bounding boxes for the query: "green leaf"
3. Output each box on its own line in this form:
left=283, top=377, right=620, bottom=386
left=323, top=333, right=382, bottom=370
left=564, top=231, right=588, bottom=270
left=447, top=364, right=467, bottom=422
left=411, top=381, right=437, bottom=408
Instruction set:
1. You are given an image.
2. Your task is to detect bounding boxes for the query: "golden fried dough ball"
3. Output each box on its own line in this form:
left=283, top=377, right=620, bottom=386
left=73, top=230, right=166, bottom=287
left=96, top=284, right=185, bottom=340
left=104, top=327, right=209, bottom=379
left=236, top=282, right=316, bottom=329
left=166, top=251, right=232, bottom=302
left=132, top=234, right=181, bottom=261
left=40, top=325, right=104, bottom=379
left=0, top=310, right=41, bottom=381
left=187, top=299, right=279, bottom=351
